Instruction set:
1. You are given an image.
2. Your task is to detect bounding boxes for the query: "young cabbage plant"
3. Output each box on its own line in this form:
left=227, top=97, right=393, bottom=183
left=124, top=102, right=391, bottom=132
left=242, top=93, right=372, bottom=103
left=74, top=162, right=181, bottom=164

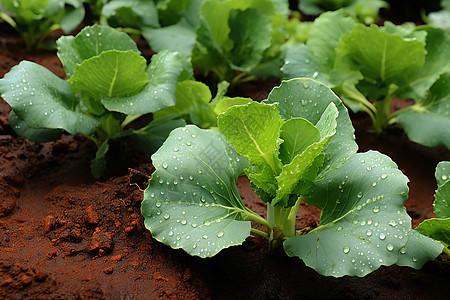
left=141, top=78, right=443, bottom=277
left=282, top=10, right=450, bottom=150
left=0, top=25, right=190, bottom=177
left=0, top=0, right=85, bottom=49
left=144, top=0, right=294, bottom=83
left=415, top=161, right=450, bottom=257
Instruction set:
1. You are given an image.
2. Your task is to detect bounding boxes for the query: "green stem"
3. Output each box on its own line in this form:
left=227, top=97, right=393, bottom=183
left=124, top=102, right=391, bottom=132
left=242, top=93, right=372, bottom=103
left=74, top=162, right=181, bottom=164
left=286, top=197, right=302, bottom=237
left=0, top=11, right=17, bottom=29
left=121, top=114, right=142, bottom=128
left=251, top=228, right=268, bottom=239
left=231, top=72, right=257, bottom=85
left=243, top=209, right=272, bottom=232
left=373, top=84, right=398, bottom=133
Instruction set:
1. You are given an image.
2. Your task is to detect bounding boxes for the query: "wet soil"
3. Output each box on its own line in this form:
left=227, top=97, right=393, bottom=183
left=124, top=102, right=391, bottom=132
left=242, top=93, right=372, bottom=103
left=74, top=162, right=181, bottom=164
left=1, top=24, right=449, bottom=299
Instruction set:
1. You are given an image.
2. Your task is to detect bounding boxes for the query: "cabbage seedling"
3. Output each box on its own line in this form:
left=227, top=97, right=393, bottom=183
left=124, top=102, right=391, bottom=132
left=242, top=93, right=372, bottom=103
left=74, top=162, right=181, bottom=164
left=0, top=25, right=191, bottom=177
left=141, top=78, right=443, bottom=277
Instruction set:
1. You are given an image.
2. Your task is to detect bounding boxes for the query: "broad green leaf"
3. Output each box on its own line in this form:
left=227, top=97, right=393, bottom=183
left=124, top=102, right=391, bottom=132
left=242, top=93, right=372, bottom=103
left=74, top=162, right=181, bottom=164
left=57, top=25, right=140, bottom=78
left=307, top=10, right=358, bottom=71
left=336, top=24, right=426, bottom=100
left=131, top=117, right=186, bottom=157
left=435, top=161, right=450, bottom=187
left=101, top=0, right=159, bottom=28
left=102, top=51, right=191, bottom=116
left=226, top=8, right=272, bottom=72
left=218, top=102, right=283, bottom=171
left=265, top=78, right=358, bottom=176
left=246, top=162, right=278, bottom=198
left=68, top=50, right=149, bottom=99
left=154, top=80, right=212, bottom=119
left=142, top=19, right=197, bottom=56
left=415, top=217, right=450, bottom=246
left=284, top=151, right=440, bottom=277
left=0, top=61, right=99, bottom=136
left=282, top=44, right=330, bottom=85
left=213, top=97, right=253, bottom=115
left=398, top=28, right=450, bottom=100
left=435, top=180, right=450, bottom=218
left=395, top=229, right=445, bottom=268
left=8, top=111, right=63, bottom=143
left=60, top=4, right=85, bottom=33
left=279, top=118, right=321, bottom=164
left=275, top=103, right=339, bottom=205
left=282, top=11, right=361, bottom=87
left=397, top=72, right=450, bottom=150
left=141, top=125, right=253, bottom=257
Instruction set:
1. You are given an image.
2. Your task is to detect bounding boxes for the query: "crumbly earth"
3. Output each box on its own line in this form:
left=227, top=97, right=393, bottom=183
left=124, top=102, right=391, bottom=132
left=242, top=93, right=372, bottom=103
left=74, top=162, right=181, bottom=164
left=1, top=24, right=449, bottom=299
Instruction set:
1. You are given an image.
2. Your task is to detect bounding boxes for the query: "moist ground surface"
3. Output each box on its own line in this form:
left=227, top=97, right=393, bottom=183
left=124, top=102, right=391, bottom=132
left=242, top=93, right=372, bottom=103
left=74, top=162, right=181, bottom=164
left=1, top=25, right=449, bottom=299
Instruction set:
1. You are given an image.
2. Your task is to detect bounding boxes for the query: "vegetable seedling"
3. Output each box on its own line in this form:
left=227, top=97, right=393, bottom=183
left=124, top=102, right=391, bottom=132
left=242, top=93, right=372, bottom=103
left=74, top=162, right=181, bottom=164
left=141, top=78, right=443, bottom=277
left=144, top=0, right=294, bottom=83
left=0, top=25, right=191, bottom=177
left=283, top=10, right=450, bottom=150
left=0, top=0, right=85, bottom=49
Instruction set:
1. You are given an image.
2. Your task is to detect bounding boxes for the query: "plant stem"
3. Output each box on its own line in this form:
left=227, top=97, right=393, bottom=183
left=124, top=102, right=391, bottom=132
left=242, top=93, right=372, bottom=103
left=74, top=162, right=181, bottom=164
left=443, top=246, right=450, bottom=257
left=121, top=114, right=142, bottom=128
left=373, top=84, right=398, bottom=133
left=243, top=209, right=272, bottom=233
left=251, top=228, right=268, bottom=239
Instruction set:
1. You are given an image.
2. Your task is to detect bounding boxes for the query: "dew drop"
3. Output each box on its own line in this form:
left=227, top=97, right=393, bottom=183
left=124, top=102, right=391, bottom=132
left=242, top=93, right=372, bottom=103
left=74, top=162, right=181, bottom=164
left=388, top=219, right=397, bottom=227
left=168, top=231, right=174, bottom=236
left=343, top=246, right=350, bottom=254
left=204, top=221, right=211, bottom=226
left=379, top=233, right=386, bottom=240
left=357, top=192, right=363, bottom=198
left=217, top=232, right=224, bottom=238
left=202, top=234, right=208, bottom=239
left=366, top=230, right=372, bottom=237
left=181, top=220, right=187, bottom=225
left=155, top=201, right=161, bottom=208
left=162, top=163, right=168, bottom=169
left=412, top=257, right=417, bottom=262
left=381, top=174, right=388, bottom=179
left=163, top=212, right=170, bottom=220
left=400, top=247, right=406, bottom=254
left=174, top=147, right=179, bottom=152
left=386, top=243, right=394, bottom=251
left=86, top=33, right=90, bottom=37
left=378, top=258, right=383, bottom=263
left=442, top=175, right=448, bottom=181
left=191, top=223, right=197, bottom=228
left=373, top=206, right=380, bottom=213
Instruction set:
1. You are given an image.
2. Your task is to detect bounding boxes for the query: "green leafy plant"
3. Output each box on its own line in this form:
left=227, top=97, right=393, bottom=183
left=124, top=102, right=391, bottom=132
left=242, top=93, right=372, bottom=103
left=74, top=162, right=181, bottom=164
left=298, top=0, right=388, bottom=24
left=416, top=161, right=450, bottom=257
left=143, top=0, right=295, bottom=83
left=0, top=25, right=190, bottom=177
left=141, top=78, right=443, bottom=277
left=0, top=0, right=86, bottom=49
left=282, top=10, right=450, bottom=150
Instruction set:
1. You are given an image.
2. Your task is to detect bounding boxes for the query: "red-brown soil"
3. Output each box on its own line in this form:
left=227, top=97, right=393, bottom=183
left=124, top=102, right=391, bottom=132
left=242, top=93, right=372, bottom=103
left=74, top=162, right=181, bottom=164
left=1, top=24, right=449, bottom=299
